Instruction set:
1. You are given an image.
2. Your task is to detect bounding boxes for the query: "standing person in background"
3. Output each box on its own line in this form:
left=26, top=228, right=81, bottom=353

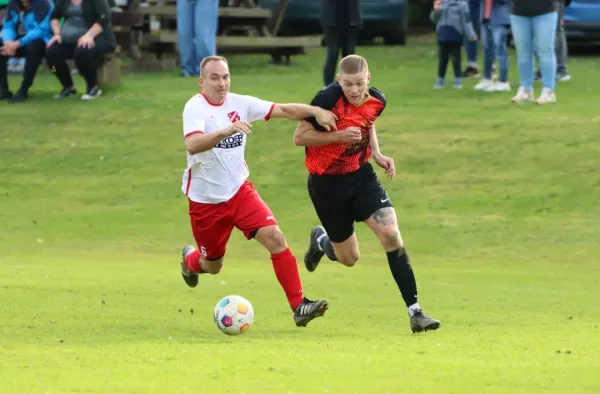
left=535, top=0, right=570, bottom=82
left=321, top=0, right=362, bottom=87
left=473, top=0, right=511, bottom=92
left=177, top=0, right=218, bottom=77
left=509, top=0, right=558, bottom=104
left=431, top=0, right=477, bottom=89
left=463, top=0, right=480, bottom=77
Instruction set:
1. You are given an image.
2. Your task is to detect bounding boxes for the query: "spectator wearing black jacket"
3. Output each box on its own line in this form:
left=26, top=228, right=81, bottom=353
left=321, top=0, right=362, bottom=86
left=45, top=0, right=116, bottom=100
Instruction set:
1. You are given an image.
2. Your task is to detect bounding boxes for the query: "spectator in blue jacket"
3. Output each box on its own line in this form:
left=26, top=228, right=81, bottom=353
left=0, top=0, right=54, bottom=103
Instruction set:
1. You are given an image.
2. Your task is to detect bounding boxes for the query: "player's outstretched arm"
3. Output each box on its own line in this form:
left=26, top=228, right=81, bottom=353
left=369, top=124, right=396, bottom=179
left=185, top=121, right=252, bottom=155
left=270, top=104, right=337, bottom=131
left=293, top=120, right=362, bottom=147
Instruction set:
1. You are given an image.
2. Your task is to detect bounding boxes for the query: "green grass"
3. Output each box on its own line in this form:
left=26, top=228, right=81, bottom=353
left=1, top=36, right=599, bottom=393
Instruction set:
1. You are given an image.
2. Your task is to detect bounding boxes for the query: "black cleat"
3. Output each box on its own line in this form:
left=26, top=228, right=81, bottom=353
left=180, top=245, right=199, bottom=288
left=0, top=90, right=14, bottom=100
left=410, top=309, right=441, bottom=333
left=461, top=65, right=479, bottom=78
left=54, top=86, right=77, bottom=99
left=304, top=226, right=326, bottom=272
left=293, top=297, right=328, bottom=327
left=8, top=89, right=28, bottom=103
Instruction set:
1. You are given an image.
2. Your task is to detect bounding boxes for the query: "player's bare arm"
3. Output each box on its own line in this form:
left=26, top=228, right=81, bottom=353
left=293, top=120, right=362, bottom=147
left=369, top=124, right=395, bottom=179
left=270, top=104, right=338, bottom=131
left=185, top=121, right=252, bottom=155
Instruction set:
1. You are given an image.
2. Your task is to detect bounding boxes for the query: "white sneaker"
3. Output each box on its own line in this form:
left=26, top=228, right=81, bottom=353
left=557, top=73, right=571, bottom=82
left=484, top=81, right=511, bottom=92
left=535, top=88, right=556, bottom=104
left=511, top=86, right=534, bottom=103
left=474, top=78, right=494, bottom=91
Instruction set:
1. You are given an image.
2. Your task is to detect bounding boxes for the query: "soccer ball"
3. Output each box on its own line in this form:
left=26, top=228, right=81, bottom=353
left=214, top=295, right=254, bottom=335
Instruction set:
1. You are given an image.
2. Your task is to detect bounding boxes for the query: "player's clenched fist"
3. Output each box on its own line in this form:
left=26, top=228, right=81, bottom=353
left=223, top=121, right=252, bottom=136
left=337, top=126, right=363, bottom=143
left=314, top=108, right=338, bottom=131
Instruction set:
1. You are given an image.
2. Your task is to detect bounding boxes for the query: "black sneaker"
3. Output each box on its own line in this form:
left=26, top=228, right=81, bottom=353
left=410, top=309, right=441, bottom=333
left=180, top=245, right=199, bottom=288
left=461, top=65, right=479, bottom=78
left=304, top=226, right=326, bottom=272
left=54, top=86, right=77, bottom=99
left=293, top=297, right=328, bottom=327
left=0, top=90, right=13, bottom=100
left=81, top=85, right=102, bottom=101
left=8, top=89, right=28, bottom=103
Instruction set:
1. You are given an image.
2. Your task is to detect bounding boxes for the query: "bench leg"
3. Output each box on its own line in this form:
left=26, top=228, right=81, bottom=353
left=97, top=57, right=122, bottom=86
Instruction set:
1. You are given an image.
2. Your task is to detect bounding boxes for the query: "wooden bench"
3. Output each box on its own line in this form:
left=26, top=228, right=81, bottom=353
left=137, top=1, right=318, bottom=65
left=97, top=51, right=122, bottom=86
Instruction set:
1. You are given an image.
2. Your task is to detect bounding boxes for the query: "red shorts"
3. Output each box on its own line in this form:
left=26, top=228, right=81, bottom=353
left=188, top=181, right=277, bottom=260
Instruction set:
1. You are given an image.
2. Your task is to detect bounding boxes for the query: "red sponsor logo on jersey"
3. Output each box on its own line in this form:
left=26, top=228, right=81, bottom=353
left=228, top=111, right=240, bottom=123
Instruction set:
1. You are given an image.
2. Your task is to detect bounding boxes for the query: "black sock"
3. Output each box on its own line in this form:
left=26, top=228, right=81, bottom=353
left=318, top=235, right=337, bottom=261
left=386, top=248, right=418, bottom=307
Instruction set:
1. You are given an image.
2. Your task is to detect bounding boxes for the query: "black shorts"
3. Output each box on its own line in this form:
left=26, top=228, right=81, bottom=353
left=307, top=162, right=393, bottom=243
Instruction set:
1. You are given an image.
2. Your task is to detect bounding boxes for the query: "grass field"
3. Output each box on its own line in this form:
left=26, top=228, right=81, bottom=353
left=1, top=36, right=600, bottom=393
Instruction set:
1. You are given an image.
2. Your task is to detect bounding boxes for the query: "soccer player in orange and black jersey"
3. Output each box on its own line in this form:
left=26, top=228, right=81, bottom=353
left=293, top=55, right=441, bottom=334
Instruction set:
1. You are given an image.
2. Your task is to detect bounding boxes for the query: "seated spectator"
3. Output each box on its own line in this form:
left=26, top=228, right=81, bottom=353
left=0, top=0, right=53, bottom=103
left=46, top=0, right=116, bottom=100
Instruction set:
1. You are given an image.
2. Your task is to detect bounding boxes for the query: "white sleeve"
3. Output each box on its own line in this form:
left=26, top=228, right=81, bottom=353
left=242, top=95, right=276, bottom=123
left=183, top=102, right=206, bottom=137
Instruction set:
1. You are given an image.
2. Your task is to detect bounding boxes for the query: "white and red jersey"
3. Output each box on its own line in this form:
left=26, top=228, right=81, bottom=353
left=182, top=92, right=275, bottom=204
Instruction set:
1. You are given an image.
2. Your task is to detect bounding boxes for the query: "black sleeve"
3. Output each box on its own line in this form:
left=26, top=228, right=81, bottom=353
left=369, top=86, right=387, bottom=116
left=91, top=0, right=110, bottom=28
left=304, top=84, right=342, bottom=132
left=51, top=0, right=64, bottom=20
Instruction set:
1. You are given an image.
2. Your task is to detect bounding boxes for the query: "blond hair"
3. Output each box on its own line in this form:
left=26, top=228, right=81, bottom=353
left=200, top=56, right=228, bottom=75
left=338, top=55, right=368, bottom=74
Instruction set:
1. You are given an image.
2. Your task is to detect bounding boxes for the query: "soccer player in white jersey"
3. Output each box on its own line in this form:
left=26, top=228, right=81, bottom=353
left=180, top=56, right=338, bottom=327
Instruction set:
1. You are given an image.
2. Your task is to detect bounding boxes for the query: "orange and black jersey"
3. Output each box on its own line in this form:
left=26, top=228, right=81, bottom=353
left=304, top=82, right=386, bottom=176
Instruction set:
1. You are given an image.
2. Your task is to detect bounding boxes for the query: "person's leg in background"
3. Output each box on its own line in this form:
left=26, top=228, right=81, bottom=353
left=434, top=43, right=451, bottom=88
left=73, top=40, right=116, bottom=100
left=194, top=0, right=218, bottom=75
left=487, top=24, right=511, bottom=91
left=45, top=41, right=79, bottom=98
left=8, top=39, right=46, bottom=103
left=463, top=0, right=481, bottom=77
left=509, top=14, right=535, bottom=102
left=555, top=0, right=570, bottom=81
left=177, top=0, right=196, bottom=76
left=474, top=23, right=495, bottom=90
left=323, top=27, right=340, bottom=86
left=341, top=26, right=360, bottom=57
left=450, top=43, right=463, bottom=88
left=533, top=11, right=558, bottom=103
left=0, top=39, right=15, bottom=99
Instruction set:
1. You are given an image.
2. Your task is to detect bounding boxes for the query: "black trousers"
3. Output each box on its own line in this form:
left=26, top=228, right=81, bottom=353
left=438, top=43, right=462, bottom=79
left=45, top=40, right=115, bottom=90
left=323, top=26, right=360, bottom=86
left=0, top=38, right=46, bottom=93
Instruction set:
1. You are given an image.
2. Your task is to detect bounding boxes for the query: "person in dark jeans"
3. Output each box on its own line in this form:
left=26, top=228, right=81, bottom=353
left=45, top=0, right=116, bottom=100
left=320, top=0, right=362, bottom=87
left=0, top=0, right=53, bottom=103
left=431, top=0, right=477, bottom=89
left=463, top=0, right=481, bottom=77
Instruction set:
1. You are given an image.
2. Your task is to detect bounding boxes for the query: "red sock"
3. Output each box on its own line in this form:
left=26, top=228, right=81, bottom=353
left=185, top=249, right=204, bottom=273
left=271, top=248, right=304, bottom=311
